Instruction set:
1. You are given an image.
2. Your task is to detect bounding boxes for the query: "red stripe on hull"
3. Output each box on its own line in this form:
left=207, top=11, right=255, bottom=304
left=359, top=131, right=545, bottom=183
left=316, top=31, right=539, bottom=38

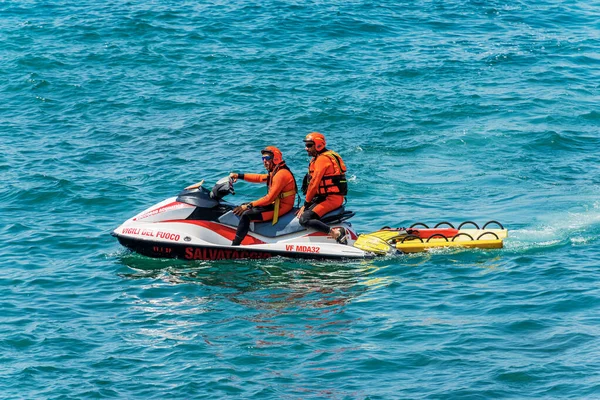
left=133, top=201, right=193, bottom=221
left=161, top=220, right=265, bottom=245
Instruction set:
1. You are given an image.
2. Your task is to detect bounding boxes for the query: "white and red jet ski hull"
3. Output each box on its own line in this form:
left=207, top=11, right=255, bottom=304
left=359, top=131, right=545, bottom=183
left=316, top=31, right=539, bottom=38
left=113, top=197, right=367, bottom=261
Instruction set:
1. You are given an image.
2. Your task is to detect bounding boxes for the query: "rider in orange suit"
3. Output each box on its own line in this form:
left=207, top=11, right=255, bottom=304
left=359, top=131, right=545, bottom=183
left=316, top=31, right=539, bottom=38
left=230, top=146, right=296, bottom=246
left=296, top=132, right=348, bottom=244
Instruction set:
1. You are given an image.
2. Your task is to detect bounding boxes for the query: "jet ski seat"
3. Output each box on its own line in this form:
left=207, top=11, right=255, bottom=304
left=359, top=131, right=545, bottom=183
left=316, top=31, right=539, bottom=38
left=218, top=207, right=355, bottom=238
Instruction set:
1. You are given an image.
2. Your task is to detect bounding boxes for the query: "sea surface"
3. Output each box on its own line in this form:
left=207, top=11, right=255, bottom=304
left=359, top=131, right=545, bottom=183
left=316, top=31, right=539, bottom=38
left=2, top=0, right=600, bottom=398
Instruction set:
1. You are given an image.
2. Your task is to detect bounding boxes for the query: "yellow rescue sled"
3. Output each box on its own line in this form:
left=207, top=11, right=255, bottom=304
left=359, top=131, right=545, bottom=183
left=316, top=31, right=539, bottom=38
left=353, top=220, right=506, bottom=255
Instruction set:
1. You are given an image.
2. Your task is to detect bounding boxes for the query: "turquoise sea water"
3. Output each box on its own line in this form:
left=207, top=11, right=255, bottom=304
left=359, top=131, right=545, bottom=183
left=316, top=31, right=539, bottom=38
left=2, top=0, right=600, bottom=398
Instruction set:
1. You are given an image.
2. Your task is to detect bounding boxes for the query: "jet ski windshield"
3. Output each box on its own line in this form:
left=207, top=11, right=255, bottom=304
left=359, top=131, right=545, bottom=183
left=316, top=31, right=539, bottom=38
left=176, top=186, right=219, bottom=208
left=175, top=176, right=235, bottom=208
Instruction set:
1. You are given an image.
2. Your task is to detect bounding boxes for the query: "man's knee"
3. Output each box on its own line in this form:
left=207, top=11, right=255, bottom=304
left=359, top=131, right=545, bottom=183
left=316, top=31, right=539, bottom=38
left=240, top=212, right=251, bottom=221
left=238, top=211, right=254, bottom=229
left=299, top=210, right=318, bottom=227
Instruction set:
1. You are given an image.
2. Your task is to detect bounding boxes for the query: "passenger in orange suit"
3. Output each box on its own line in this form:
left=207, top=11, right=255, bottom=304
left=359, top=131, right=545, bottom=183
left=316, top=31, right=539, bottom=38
left=296, top=132, right=349, bottom=244
left=229, top=146, right=297, bottom=246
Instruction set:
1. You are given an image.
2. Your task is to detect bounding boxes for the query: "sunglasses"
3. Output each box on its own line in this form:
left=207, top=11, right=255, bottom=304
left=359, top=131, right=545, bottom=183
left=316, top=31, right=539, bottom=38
left=262, top=155, right=273, bottom=161
left=305, top=142, right=315, bottom=148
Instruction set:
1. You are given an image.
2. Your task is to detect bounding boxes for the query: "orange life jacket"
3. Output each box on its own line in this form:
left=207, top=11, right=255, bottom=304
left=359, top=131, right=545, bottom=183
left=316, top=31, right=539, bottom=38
left=306, top=150, right=348, bottom=196
left=267, top=162, right=297, bottom=224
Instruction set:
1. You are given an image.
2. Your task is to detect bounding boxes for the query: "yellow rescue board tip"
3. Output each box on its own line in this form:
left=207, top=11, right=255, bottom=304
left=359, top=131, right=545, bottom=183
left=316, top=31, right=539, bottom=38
left=353, top=234, right=393, bottom=255
left=396, top=239, right=503, bottom=253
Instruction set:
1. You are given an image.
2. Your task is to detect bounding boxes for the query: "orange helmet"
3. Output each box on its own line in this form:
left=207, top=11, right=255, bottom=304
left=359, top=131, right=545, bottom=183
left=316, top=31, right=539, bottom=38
left=261, top=146, right=283, bottom=165
left=303, top=132, right=326, bottom=152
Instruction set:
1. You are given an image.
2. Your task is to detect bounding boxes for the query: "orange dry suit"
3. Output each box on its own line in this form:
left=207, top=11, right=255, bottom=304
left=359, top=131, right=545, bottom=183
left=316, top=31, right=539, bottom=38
left=241, top=162, right=297, bottom=224
left=302, top=150, right=347, bottom=217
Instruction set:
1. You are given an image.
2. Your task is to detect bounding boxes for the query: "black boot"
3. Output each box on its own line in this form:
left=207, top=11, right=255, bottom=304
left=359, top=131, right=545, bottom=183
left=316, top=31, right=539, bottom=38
left=334, top=227, right=348, bottom=245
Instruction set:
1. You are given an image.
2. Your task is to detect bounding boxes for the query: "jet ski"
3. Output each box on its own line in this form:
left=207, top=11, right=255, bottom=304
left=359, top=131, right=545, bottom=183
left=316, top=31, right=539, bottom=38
left=112, top=177, right=367, bottom=260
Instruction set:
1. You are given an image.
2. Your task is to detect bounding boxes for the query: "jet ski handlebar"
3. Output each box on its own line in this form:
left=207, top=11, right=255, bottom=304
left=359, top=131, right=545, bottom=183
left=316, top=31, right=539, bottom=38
left=210, top=176, right=235, bottom=200
left=181, top=176, right=235, bottom=199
